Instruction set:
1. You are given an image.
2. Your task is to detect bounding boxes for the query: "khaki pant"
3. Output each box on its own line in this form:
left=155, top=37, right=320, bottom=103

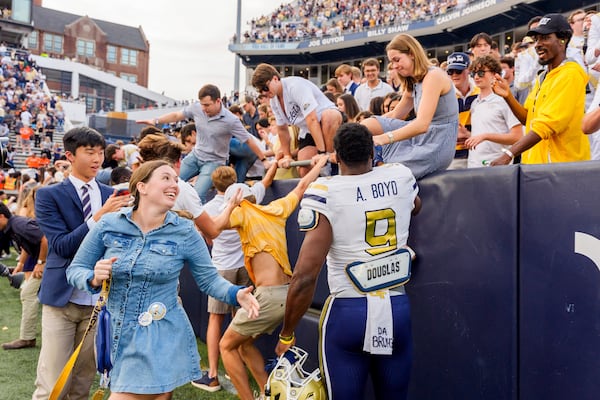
left=19, top=277, right=41, bottom=340
left=32, top=303, right=97, bottom=400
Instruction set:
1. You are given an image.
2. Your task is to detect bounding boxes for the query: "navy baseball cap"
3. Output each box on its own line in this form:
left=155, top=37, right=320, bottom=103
left=527, top=13, right=572, bottom=36
left=447, top=52, right=470, bottom=71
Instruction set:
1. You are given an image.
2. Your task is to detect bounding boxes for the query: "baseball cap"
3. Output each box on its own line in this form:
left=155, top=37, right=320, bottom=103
left=446, top=52, right=470, bottom=71
left=224, top=183, right=253, bottom=201
left=526, top=13, right=572, bottom=36
left=521, top=36, right=535, bottom=44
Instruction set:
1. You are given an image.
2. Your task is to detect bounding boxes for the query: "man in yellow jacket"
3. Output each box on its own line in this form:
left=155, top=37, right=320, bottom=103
left=490, top=13, right=591, bottom=165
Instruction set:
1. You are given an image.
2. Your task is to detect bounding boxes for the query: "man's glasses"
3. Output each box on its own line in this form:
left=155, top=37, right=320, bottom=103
left=259, top=81, right=271, bottom=93
left=447, top=69, right=464, bottom=76
left=471, top=70, right=492, bottom=78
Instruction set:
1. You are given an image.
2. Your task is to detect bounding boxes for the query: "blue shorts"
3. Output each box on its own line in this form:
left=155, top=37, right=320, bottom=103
left=319, top=294, right=412, bottom=399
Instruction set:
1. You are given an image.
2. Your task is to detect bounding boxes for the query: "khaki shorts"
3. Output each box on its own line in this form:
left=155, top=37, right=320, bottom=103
left=229, top=284, right=288, bottom=338
left=208, top=267, right=252, bottom=314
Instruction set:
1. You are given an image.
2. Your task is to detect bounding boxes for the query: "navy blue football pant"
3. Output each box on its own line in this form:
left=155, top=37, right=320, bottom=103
left=319, top=294, right=412, bottom=399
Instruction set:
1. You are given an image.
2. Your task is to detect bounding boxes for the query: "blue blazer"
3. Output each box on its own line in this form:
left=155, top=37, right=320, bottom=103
left=35, top=179, right=114, bottom=307
left=348, top=82, right=359, bottom=96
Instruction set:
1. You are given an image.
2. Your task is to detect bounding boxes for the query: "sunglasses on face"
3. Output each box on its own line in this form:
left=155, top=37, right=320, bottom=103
left=447, top=69, right=464, bottom=76
left=471, top=70, right=491, bottom=78
left=259, top=81, right=271, bottom=93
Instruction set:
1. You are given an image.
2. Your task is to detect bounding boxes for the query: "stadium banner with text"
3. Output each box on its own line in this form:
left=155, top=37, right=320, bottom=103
left=230, top=0, right=505, bottom=52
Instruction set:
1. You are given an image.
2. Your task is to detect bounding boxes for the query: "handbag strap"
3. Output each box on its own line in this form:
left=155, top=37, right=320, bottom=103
left=49, top=279, right=110, bottom=400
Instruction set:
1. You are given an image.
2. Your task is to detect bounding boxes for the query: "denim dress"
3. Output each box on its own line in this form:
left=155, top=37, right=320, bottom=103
left=67, top=209, right=242, bottom=394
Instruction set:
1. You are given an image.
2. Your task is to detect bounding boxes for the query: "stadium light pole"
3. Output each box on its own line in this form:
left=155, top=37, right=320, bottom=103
left=233, top=0, right=241, bottom=96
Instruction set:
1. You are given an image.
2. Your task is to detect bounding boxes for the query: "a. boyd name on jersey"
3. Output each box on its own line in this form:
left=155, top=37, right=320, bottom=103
left=356, top=180, right=398, bottom=202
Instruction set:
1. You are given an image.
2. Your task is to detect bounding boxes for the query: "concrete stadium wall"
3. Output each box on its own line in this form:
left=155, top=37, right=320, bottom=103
left=179, top=161, right=600, bottom=400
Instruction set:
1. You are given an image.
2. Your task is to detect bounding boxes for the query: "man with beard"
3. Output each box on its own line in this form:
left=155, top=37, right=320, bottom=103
left=490, top=13, right=590, bottom=165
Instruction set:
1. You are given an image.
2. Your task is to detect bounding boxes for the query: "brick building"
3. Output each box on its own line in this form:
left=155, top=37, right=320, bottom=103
left=27, top=0, right=150, bottom=87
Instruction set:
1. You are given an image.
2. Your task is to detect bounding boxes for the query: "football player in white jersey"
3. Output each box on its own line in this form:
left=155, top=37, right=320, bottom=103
left=276, top=123, right=421, bottom=399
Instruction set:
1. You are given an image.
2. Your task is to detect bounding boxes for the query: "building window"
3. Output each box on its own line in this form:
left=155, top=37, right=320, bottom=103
left=79, top=74, right=115, bottom=113
left=43, top=33, right=63, bottom=53
left=107, top=45, right=117, bottom=63
left=42, top=68, right=72, bottom=97
left=120, top=73, right=137, bottom=83
left=27, top=31, right=38, bottom=49
left=76, top=39, right=95, bottom=57
left=120, top=48, right=137, bottom=66
left=122, top=90, right=154, bottom=111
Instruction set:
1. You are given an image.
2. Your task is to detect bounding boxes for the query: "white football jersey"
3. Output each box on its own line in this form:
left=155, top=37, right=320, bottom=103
left=298, top=164, right=418, bottom=294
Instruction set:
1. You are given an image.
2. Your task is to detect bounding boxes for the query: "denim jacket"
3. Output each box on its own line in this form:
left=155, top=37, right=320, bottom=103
left=66, top=208, right=243, bottom=393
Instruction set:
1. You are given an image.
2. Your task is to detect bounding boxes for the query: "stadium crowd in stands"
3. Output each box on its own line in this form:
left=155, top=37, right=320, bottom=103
left=240, top=0, right=475, bottom=43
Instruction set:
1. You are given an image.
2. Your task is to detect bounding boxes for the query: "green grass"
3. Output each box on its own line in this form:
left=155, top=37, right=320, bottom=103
left=0, top=253, right=242, bottom=399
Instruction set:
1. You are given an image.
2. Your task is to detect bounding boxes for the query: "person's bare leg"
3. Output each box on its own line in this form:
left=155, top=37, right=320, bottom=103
left=297, top=146, right=317, bottom=177
left=220, top=328, right=255, bottom=400
left=320, top=109, right=343, bottom=152
left=238, top=340, right=268, bottom=395
left=206, top=313, right=225, bottom=378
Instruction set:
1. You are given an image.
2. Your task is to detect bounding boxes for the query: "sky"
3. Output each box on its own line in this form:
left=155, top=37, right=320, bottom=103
left=42, top=0, right=287, bottom=101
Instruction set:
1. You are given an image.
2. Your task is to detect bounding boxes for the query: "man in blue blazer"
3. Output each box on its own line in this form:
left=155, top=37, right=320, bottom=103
left=33, top=127, right=131, bottom=400
left=335, top=64, right=360, bottom=96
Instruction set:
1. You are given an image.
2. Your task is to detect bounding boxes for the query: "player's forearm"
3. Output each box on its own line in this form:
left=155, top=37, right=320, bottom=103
left=280, top=270, right=318, bottom=337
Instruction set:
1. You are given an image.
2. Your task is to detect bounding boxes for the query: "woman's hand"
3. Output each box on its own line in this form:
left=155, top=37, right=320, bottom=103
left=373, top=132, right=391, bottom=146
left=236, top=286, right=260, bottom=319
left=91, top=257, right=116, bottom=288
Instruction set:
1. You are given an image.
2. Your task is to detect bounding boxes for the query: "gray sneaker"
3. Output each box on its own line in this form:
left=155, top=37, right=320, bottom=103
left=191, top=372, right=221, bottom=392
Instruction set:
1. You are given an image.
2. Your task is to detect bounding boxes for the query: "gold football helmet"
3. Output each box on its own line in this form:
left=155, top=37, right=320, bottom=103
left=266, top=346, right=326, bottom=400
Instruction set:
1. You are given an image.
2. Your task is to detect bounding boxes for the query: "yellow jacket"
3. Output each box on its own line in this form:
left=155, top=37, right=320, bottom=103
left=522, top=60, right=590, bottom=163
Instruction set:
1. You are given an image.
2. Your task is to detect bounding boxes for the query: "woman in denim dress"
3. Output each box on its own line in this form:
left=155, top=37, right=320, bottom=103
left=67, top=160, right=259, bottom=399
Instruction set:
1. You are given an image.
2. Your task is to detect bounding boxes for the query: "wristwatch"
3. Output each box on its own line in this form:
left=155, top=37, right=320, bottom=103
left=37, top=259, right=45, bottom=265
left=154, top=118, right=160, bottom=126
left=386, top=131, right=394, bottom=144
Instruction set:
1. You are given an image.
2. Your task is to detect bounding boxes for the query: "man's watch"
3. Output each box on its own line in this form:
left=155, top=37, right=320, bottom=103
left=37, top=259, right=45, bottom=265
left=154, top=118, right=160, bottom=126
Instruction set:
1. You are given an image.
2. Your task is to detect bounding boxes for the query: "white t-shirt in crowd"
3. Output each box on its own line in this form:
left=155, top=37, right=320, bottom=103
left=468, top=93, right=521, bottom=168
left=173, top=178, right=204, bottom=219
